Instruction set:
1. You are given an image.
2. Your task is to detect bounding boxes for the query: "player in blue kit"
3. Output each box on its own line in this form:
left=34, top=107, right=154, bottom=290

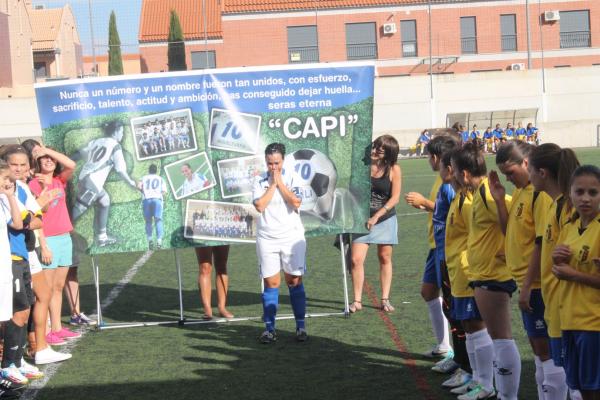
left=138, top=164, right=167, bottom=249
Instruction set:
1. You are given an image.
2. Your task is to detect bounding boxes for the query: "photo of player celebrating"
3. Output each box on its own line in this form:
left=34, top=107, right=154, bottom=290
left=164, top=152, right=216, bottom=200
left=138, top=164, right=167, bottom=249
left=71, top=120, right=138, bottom=247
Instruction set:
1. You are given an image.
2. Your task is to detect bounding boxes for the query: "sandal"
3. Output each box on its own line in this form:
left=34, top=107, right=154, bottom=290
left=218, top=309, right=234, bottom=319
left=381, top=299, right=395, bottom=313
left=349, top=300, right=362, bottom=313
left=202, top=314, right=213, bottom=321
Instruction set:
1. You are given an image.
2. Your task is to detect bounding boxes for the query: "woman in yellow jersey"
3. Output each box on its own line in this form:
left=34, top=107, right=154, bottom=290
left=492, top=141, right=569, bottom=400
left=528, top=143, right=581, bottom=399
left=552, top=166, right=600, bottom=400
left=441, top=150, right=489, bottom=397
left=451, top=142, right=518, bottom=400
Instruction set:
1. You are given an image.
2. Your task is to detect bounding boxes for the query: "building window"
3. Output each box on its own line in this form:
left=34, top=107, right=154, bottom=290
left=460, top=16, right=477, bottom=54
left=401, top=20, right=417, bottom=57
left=191, top=51, right=216, bottom=69
left=34, top=62, right=47, bottom=78
left=500, top=14, right=517, bottom=51
left=287, top=26, right=319, bottom=63
left=560, top=10, right=591, bottom=49
left=346, top=22, right=377, bottom=60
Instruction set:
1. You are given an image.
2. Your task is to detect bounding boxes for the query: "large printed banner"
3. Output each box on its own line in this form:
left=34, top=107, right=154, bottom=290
left=34, top=62, right=374, bottom=255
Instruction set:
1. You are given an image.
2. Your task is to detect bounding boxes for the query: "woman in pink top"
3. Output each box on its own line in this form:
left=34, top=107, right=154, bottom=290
left=28, top=145, right=81, bottom=344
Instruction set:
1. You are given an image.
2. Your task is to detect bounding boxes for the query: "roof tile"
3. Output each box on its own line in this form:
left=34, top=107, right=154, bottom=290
left=139, top=0, right=222, bottom=42
left=29, top=7, right=63, bottom=51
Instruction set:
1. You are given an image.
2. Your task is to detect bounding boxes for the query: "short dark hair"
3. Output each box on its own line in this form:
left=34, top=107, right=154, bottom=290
left=570, top=165, right=600, bottom=188
left=451, top=141, right=487, bottom=177
left=425, top=135, right=459, bottom=157
left=265, top=143, right=285, bottom=157
left=102, top=120, right=124, bottom=137
left=149, top=164, right=157, bottom=174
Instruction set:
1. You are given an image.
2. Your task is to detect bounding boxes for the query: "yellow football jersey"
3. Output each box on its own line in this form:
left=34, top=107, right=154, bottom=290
left=467, top=177, right=513, bottom=281
left=505, top=185, right=551, bottom=289
left=446, top=191, right=474, bottom=297
left=540, top=195, right=571, bottom=338
left=557, top=216, right=600, bottom=331
left=427, top=175, right=443, bottom=249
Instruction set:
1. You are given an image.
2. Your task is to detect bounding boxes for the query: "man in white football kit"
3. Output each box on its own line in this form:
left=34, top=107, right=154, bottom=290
left=180, top=163, right=207, bottom=197
left=71, top=120, right=137, bottom=246
left=138, top=164, right=167, bottom=249
left=252, top=143, right=307, bottom=344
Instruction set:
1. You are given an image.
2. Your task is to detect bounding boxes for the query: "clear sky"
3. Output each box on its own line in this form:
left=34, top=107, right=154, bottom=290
left=32, top=0, right=142, bottom=56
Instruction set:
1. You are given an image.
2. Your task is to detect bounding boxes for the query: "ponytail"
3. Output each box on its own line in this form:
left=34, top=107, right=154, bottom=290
left=557, top=148, right=580, bottom=202
left=451, top=141, right=487, bottom=177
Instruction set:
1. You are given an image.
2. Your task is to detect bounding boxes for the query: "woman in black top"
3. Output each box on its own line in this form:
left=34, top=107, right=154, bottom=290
left=350, top=135, right=402, bottom=313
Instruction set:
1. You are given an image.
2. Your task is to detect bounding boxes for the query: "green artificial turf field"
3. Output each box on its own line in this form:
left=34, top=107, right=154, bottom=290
left=25, top=148, right=600, bottom=400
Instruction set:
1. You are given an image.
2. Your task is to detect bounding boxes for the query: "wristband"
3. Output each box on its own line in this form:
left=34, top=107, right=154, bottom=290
left=382, top=205, right=389, bottom=212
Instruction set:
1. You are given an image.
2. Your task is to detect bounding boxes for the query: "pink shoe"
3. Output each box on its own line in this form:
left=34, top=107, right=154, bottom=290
left=55, top=327, right=81, bottom=340
left=45, top=332, right=66, bottom=346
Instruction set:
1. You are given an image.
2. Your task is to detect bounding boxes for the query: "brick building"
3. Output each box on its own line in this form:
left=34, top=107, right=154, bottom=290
left=0, top=0, right=83, bottom=97
left=139, top=0, right=599, bottom=76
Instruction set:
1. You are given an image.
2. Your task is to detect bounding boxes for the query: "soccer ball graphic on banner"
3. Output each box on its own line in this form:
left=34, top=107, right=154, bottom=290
left=284, top=149, right=337, bottom=220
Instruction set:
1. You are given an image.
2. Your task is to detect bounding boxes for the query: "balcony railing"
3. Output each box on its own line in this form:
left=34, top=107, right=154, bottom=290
left=560, top=31, right=591, bottom=49
left=461, top=37, right=478, bottom=54
left=501, top=35, right=517, bottom=52
left=288, top=46, right=319, bottom=63
left=402, top=41, right=418, bottom=57
left=346, top=43, right=377, bottom=60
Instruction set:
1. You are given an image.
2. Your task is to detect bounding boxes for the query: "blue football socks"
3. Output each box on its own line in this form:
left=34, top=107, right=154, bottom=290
left=262, top=287, right=279, bottom=332
left=289, top=283, right=306, bottom=330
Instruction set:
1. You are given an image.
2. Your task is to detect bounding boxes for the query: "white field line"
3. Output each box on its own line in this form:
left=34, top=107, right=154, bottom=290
left=21, top=250, right=154, bottom=400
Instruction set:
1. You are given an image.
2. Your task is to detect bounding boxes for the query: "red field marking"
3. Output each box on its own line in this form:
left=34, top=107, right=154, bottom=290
left=364, top=280, right=437, bottom=400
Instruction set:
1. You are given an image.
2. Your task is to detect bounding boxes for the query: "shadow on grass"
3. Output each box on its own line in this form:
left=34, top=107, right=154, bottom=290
left=31, top=318, right=540, bottom=400
left=77, top=283, right=350, bottom=323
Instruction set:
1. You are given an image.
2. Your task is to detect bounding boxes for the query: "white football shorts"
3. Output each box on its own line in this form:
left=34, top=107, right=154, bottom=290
left=256, top=235, right=306, bottom=279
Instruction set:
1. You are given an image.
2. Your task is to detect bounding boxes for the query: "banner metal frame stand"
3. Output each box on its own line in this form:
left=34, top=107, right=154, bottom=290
left=94, top=235, right=351, bottom=331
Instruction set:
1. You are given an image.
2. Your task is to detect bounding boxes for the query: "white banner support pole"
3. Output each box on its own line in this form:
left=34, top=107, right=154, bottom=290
left=174, top=249, right=185, bottom=325
left=92, top=256, right=103, bottom=327
left=339, top=234, right=350, bottom=317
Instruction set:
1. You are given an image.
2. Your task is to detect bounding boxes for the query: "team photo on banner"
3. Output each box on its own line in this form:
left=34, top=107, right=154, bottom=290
left=34, top=63, right=375, bottom=255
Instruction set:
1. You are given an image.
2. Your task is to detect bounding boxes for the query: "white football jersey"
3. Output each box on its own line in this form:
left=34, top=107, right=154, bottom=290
left=78, top=137, right=121, bottom=185
left=140, top=174, right=166, bottom=200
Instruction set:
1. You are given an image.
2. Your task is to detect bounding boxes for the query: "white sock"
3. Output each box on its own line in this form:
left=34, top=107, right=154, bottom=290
left=534, top=356, right=546, bottom=400
left=472, top=329, right=495, bottom=392
left=427, top=297, right=450, bottom=350
left=466, top=332, right=479, bottom=383
left=569, top=389, right=582, bottom=400
left=493, top=339, right=521, bottom=400
left=542, top=359, right=568, bottom=400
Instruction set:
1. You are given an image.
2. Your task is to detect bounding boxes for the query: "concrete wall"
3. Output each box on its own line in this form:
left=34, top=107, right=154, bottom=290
left=374, top=66, right=600, bottom=148
left=1, top=66, right=599, bottom=148
left=0, top=0, right=34, bottom=91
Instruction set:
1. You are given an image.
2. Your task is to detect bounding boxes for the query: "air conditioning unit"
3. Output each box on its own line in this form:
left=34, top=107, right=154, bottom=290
left=382, top=23, right=397, bottom=35
left=511, top=63, right=526, bottom=71
left=544, top=10, right=560, bottom=22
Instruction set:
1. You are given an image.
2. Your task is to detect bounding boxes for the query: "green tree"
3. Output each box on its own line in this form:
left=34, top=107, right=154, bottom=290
left=108, top=10, right=123, bottom=75
left=168, top=10, right=186, bottom=71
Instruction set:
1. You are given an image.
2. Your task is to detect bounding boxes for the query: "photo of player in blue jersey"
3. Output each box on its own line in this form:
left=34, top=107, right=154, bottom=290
left=138, top=164, right=167, bottom=249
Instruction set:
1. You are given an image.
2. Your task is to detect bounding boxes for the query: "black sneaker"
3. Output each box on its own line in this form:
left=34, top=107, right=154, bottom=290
left=0, top=377, right=25, bottom=391
left=296, top=328, right=308, bottom=342
left=259, top=330, right=277, bottom=344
